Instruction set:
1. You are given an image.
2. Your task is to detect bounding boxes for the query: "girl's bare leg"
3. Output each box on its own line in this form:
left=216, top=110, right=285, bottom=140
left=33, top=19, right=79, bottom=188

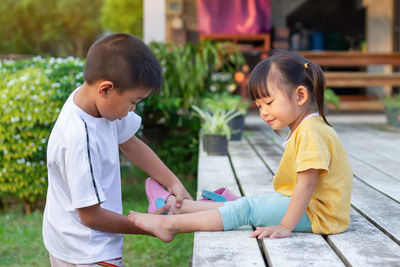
left=167, top=195, right=224, bottom=214
left=128, top=209, right=224, bottom=242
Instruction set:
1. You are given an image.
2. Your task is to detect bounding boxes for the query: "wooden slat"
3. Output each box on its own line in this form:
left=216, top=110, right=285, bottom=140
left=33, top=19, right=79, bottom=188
left=348, top=157, right=400, bottom=202
left=299, top=51, right=400, bottom=66
left=334, top=123, right=400, bottom=158
left=326, top=209, right=400, bottom=266
left=228, top=139, right=274, bottom=195
left=263, top=233, right=344, bottom=267
left=351, top=179, right=400, bottom=243
left=192, top=227, right=265, bottom=267
left=325, top=72, right=400, bottom=87
left=199, top=33, right=271, bottom=50
left=334, top=124, right=400, bottom=184
left=193, top=145, right=265, bottom=266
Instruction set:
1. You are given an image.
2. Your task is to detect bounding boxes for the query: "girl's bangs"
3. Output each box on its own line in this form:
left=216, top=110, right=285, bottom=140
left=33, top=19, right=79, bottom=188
left=248, top=65, right=270, bottom=100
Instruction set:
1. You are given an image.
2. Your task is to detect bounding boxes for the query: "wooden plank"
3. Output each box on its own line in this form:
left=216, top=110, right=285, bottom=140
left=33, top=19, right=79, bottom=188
left=351, top=179, right=400, bottom=243
left=196, top=152, right=241, bottom=198
left=199, top=33, right=271, bottom=50
left=326, top=209, right=400, bottom=266
left=325, top=72, right=400, bottom=87
left=228, top=139, right=275, bottom=195
left=334, top=127, right=400, bottom=183
left=192, top=227, right=265, bottom=267
left=299, top=51, right=400, bottom=66
left=334, top=123, right=400, bottom=158
left=334, top=129, right=400, bottom=162
left=336, top=100, right=384, bottom=111
left=238, top=133, right=344, bottom=266
left=263, top=233, right=344, bottom=267
left=341, top=146, right=400, bottom=184
left=348, top=157, right=400, bottom=202
left=193, top=146, right=265, bottom=266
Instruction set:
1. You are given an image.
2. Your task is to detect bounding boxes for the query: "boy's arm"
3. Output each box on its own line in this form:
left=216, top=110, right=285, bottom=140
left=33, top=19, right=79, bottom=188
left=77, top=203, right=169, bottom=234
left=119, top=135, right=193, bottom=204
left=250, top=168, right=318, bottom=239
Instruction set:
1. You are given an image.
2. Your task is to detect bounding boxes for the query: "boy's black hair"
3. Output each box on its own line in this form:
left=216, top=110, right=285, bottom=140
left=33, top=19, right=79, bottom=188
left=84, top=33, right=162, bottom=92
left=248, top=49, right=330, bottom=126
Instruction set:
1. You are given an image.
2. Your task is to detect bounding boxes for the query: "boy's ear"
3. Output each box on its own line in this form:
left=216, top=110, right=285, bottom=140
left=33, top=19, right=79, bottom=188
left=295, top=86, right=309, bottom=106
left=98, top=81, right=114, bottom=98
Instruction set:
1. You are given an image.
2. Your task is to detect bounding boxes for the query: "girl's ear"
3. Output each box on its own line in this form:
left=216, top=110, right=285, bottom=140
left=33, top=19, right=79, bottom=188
left=98, top=81, right=114, bottom=98
left=295, top=86, right=309, bottom=106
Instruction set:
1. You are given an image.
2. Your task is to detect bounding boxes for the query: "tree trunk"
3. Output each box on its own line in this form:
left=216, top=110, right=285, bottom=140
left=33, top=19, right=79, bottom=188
left=22, top=197, right=32, bottom=215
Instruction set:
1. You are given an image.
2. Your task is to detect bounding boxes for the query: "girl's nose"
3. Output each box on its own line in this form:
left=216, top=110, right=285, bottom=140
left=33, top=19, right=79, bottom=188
left=260, top=107, right=268, bottom=117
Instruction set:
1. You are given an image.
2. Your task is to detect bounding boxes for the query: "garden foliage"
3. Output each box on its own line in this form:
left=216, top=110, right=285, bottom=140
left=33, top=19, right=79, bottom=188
left=0, top=57, right=85, bottom=212
left=140, top=41, right=245, bottom=176
left=0, top=41, right=245, bottom=212
left=0, top=0, right=102, bottom=57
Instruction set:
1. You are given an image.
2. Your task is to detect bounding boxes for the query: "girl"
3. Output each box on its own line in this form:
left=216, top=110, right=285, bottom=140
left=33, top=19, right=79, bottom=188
left=128, top=50, right=353, bottom=241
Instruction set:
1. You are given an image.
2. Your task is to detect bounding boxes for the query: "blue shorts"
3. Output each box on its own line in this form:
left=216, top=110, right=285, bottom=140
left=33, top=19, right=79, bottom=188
left=218, top=192, right=312, bottom=232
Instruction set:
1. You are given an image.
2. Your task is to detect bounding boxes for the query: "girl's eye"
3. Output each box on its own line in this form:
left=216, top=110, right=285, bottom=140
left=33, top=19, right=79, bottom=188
left=265, top=101, right=273, bottom=105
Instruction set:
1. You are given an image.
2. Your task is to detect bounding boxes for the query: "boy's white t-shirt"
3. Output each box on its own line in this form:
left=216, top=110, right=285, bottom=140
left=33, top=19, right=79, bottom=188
left=43, top=88, right=141, bottom=264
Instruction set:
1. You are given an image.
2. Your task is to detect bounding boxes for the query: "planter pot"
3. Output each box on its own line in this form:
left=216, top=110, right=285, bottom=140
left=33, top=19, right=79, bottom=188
left=384, top=106, right=400, bottom=128
left=203, top=134, right=228, bottom=155
left=228, top=114, right=245, bottom=141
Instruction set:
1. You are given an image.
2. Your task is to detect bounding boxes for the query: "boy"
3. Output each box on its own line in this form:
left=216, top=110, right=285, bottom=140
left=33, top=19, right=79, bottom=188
left=42, top=33, right=192, bottom=266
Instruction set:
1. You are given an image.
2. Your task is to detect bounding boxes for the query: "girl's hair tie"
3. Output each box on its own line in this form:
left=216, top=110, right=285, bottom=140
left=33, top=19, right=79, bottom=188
left=304, top=62, right=309, bottom=69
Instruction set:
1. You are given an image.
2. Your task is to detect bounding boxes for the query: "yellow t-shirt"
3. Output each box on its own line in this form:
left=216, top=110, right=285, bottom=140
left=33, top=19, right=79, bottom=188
left=273, top=116, right=353, bottom=234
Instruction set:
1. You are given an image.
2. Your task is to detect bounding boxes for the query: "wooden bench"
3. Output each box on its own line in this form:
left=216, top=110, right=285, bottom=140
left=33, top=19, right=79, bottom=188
left=199, top=33, right=271, bottom=51
left=193, top=114, right=400, bottom=266
left=299, top=51, right=400, bottom=88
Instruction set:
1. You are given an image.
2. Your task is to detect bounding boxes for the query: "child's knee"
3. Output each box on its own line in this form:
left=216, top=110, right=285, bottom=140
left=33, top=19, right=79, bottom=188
left=218, top=197, right=252, bottom=230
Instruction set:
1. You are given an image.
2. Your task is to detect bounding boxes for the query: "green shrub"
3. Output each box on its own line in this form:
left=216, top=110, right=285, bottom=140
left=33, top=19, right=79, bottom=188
left=383, top=94, right=400, bottom=109
left=203, top=92, right=250, bottom=114
left=139, top=41, right=245, bottom=177
left=325, top=88, right=340, bottom=109
left=0, top=57, right=84, bottom=213
left=0, top=42, right=245, bottom=210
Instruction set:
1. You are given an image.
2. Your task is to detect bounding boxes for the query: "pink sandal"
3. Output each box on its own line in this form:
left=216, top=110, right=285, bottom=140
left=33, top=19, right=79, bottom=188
left=199, top=188, right=240, bottom=202
left=145, top=177, right=172, bottom=214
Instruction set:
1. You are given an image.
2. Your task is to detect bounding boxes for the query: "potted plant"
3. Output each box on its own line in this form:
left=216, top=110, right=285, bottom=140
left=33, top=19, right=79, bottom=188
left=383, top=94, right=400, bottom=128
left=203, top=93, right=250, bottom=140
left=192, top=105, right=241, bottom=155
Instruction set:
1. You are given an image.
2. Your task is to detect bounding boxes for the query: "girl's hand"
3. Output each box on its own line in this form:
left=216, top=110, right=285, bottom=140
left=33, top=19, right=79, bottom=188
left=168, top=182, right=193, bottom=208
left=249, top=225, right=292, bottom=239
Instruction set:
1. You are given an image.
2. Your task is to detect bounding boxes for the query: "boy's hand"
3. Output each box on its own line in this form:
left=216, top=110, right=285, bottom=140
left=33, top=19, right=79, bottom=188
left=152, top=204, right=170, bottom=215
left=128, top=204, right=170, bottom=218
left=249, top=225, right=292, bottom=239
left=168, top=182, right=193, bottom=208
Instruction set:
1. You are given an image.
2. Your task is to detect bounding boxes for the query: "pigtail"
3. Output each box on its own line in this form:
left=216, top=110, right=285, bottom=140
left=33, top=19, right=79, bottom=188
left=307, top=62, right=331, bottom=127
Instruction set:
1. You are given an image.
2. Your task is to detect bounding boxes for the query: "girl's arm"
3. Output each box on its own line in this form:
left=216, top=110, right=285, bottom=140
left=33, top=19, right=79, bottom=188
left=119, top=135, right=193, bottom=206
left=250, top=168, right=319, bottom=239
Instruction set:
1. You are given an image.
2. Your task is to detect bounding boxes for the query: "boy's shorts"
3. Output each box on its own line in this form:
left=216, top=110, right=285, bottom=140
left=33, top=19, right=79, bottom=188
left=218, top=192, right=312, bottom=232
left=49, top=254, right=123, bottom=267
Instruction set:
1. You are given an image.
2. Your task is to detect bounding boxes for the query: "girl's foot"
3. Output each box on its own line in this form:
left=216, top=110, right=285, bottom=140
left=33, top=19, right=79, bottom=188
left=128, top=211, right=176, bottom=242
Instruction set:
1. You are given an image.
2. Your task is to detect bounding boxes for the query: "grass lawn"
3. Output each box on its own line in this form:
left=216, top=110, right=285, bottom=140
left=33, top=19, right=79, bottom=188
left=0, top=165, right=197, bottom=267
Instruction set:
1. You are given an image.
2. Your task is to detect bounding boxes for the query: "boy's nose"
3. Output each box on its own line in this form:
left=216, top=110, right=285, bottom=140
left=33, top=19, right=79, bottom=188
left=130, top=104, right=136, bottom=112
